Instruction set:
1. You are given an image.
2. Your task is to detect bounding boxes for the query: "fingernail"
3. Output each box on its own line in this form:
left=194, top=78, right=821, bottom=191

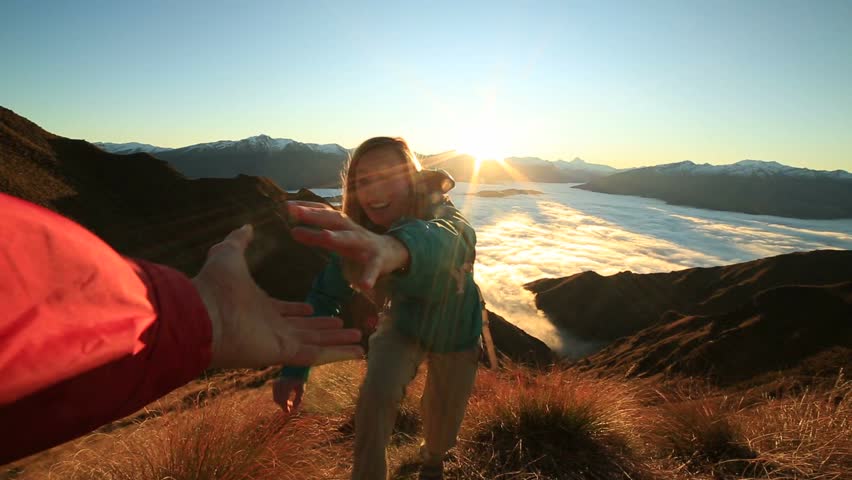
left=241, top=224, right=252, bottom=231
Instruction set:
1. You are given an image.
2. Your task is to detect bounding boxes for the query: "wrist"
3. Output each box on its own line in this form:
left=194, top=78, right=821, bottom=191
left=384, top=236, right=410, bottom=274
left=191, top=274, right=222, bottom=368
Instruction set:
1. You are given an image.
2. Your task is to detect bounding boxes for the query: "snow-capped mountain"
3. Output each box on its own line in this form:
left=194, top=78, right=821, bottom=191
left=95, top=135, right=348, bottom=156
left=576, top=159, right=852, bottom=219
left=649, top=159, right=852, bottom=180
left=506, top=156, right=621, bottom=174
left=94, top=142, right=174, bottom=155
left=554, top=157, right=621, bottom=175
left=147, top=136, right=349, bottom=190
left=182, top=134, right=295, bottom=152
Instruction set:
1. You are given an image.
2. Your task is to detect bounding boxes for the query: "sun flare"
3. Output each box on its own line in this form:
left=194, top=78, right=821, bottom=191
left=456, top=137, right=509, bottom=166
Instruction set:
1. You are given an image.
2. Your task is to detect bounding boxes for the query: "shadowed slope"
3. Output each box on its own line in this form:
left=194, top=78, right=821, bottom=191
left=527, top=250, right=852, bottom=341
left=582, top=282, right=852, bottom=386
left=1, top=106, right=326, bottom=300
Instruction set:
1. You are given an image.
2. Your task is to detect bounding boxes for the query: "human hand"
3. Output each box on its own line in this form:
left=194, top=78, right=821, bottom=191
left=286, top=202, right=410, bottom=290
left=272, top=377, right=306, bottom=414
left=192, top=224, right=364, bottom=369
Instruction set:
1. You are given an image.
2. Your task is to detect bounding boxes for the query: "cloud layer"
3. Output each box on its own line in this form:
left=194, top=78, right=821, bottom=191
left=453, top=182, right=852, bottom=355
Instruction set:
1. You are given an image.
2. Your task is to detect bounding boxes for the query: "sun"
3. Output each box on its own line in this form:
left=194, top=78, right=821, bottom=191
left=453, top=109, right=514, bottom=168
left=456, top=133, right=509, bottom=167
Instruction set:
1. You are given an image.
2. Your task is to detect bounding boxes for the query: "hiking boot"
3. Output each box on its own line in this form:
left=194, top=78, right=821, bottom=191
left=418, top=462, right=444, bottom=480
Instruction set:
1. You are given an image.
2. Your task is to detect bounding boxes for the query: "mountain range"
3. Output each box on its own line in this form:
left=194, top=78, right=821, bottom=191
left=419, top=151, right=621, bottom=183
left=95, top=137, right=621, bottom=187
left=576, top=160, right=852, bottom=219
left=97, top=136, right=852, bottom=219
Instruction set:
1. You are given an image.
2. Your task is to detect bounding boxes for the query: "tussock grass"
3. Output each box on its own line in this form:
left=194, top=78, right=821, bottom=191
left=738, top=371, right=851, bottom=480
left=456, top=367, right=652, bottom=480
left=10, top=364, right=851, bottom=480
left=47, top=390, right=342, bottom=480
left=653, top=395, right=758, bottom=476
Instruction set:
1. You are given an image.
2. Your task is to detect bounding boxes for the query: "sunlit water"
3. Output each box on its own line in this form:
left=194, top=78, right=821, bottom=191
left=308, top=183, right=852, bottom=357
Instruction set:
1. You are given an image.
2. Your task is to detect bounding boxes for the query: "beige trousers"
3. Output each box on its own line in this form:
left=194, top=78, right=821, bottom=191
left=351, top=319, right=480, bottom=480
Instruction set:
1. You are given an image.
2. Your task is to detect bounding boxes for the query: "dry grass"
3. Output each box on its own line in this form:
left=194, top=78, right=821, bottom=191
left=6, top=364, right=850, bottom=480
left=652, top=393, right=758, bottom=476
left=445, top=367, right=653, bottom=480
left=738, top=371, right=851, bottom=479
left=44, top=390, right=342, bottom=480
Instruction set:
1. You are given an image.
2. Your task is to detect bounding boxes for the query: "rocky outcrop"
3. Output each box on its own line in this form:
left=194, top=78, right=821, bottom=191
left=486, top=309, right=557, bottom=366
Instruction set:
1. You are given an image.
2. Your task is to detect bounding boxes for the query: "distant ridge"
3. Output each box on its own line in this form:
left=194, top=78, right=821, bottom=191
left=95, top=139, right=625, bottom=186
left=527, top=250, right=852, bottom=386
left=97, top=135, right=349, bottom=190
left=576, top=159, right=852, bottom=219
left=93, top=141, right=173, bottom=155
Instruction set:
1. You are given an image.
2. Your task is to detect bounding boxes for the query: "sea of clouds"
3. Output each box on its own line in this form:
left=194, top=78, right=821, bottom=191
left=311, top=182, right=852, bottom=357
left=454, top=182, right=852, bottom=356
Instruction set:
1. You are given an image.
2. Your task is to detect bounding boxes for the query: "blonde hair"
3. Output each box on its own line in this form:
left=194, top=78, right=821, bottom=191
left=342, top=137, right=428, bottom=231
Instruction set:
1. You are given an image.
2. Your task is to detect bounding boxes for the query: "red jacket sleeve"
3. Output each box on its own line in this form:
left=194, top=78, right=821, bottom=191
left=0, top=194, right=212, bottom=464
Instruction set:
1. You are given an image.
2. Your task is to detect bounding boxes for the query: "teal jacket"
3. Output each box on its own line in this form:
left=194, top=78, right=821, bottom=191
left=281, top=173, right=483, bottom=381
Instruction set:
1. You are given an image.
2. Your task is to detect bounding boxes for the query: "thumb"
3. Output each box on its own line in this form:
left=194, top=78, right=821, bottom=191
left=207, top=224, right=254, bottom=260
left=229, top=224, right=254, bottom=249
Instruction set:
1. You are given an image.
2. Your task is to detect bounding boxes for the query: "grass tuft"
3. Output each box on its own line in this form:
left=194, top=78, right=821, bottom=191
left=459, top=368, right=651, bottom=480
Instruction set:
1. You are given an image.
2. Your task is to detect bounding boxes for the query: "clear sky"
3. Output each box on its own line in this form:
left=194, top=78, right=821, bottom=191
left=2, top=0, right=851, bottom=170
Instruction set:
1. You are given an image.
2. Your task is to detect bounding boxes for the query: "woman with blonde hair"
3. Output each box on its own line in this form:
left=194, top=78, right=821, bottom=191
left=273, top=137, right=483, bottom=480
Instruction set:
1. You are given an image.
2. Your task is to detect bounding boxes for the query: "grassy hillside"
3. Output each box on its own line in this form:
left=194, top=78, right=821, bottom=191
left=5, top=361, right=849, bottom=480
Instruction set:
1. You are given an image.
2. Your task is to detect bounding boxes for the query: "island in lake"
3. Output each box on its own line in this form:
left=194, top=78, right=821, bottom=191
left=466, top=189, right=543, bottom=198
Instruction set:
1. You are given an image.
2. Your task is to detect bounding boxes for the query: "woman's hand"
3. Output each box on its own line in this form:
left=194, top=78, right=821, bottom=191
left=287, top=202, right=410, bottom=291
left=272, top=377, right=306, bottom=414
left=192, top=224, right=364, bottom=369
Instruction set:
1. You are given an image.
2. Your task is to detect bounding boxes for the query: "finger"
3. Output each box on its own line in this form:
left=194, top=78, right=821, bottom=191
left=289, top=205, right=353, bottom=230
left=299, top=327, right=363, bottom=346
left=282, top=316, right=344, bottom=330
left=287, top=200, right=335, bottom=210
left=288, top=345, right=365, bottom=367
left=273, top=300, right=314, bottom=317
left=291, top=228, right=368, bottom=260
left=290, top=226, right=335, bottom=248
left=224, top=224, right=254, bottom=251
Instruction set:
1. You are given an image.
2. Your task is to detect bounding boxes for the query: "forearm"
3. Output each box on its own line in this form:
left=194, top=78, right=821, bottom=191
left=0, top=194, right=212, bottom=463
left=386, top=214, right=475, bottom=296
left=0, top=258, right=212, bottom=464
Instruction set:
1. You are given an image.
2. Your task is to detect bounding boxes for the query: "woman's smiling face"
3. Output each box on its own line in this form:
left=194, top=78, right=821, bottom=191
left=354, top=147, right=413, bottom=228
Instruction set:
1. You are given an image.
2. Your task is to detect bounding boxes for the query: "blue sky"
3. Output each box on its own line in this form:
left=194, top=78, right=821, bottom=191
left=1, top=0, right=851, bottom=170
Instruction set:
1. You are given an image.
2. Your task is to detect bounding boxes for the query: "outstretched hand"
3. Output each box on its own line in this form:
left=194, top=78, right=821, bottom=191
left=192, top=224, right=364, bottom=369
left=286, top=202, right=410, bottom=291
